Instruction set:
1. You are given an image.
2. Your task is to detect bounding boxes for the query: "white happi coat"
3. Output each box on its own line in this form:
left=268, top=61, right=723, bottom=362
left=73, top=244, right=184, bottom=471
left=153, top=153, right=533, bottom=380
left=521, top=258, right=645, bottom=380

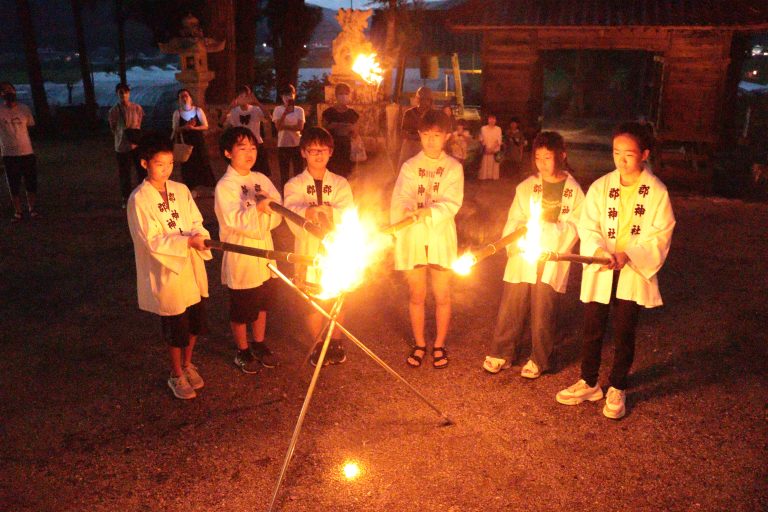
left=579, top=169, right=676, bottom=308
left=390, top=151, right=464, bottom=270
left=502, top=172, right=585, bottom=293
left=127, top=180, right=212, bottom=316
left=214, top=166, right=282, bottom=289
left=284, top=169, right=354, bottom=283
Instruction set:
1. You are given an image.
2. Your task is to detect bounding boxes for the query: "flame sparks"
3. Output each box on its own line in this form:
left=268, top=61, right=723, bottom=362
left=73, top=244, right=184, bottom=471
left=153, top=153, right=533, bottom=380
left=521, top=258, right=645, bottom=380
left=351, top=53, right=384, bottom=85
left=517, top=199, right=544, bottom=263
left=315, top=208, right=390, bottom=300
left=342, top=462, right=361, bottom=480
left=451, top=252, right=477, bottom=276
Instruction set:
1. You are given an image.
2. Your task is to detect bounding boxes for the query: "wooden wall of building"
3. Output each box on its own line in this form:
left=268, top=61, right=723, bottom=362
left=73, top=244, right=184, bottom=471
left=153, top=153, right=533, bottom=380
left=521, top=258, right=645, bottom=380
left=480, top=27, right=733, bottom=144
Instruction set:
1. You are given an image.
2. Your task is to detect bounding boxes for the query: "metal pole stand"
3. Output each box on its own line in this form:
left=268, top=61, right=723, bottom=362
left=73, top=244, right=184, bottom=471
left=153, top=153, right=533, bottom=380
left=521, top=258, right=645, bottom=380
left=266, top=263, right=454, bottom=511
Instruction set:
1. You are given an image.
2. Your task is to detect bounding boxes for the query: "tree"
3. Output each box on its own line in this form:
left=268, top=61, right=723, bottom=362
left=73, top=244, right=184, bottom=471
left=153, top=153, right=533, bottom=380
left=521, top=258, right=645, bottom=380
left=367, top=0, right=424, bottom=101
left=265, top=0, right=322, bottom=100
left=234, top=0, right=260, bottom=89
left=115, top=0, right=127, bottom=84
left=70, top=0, right=98, bottom=124
left=15, top=0, right=52, bottom=130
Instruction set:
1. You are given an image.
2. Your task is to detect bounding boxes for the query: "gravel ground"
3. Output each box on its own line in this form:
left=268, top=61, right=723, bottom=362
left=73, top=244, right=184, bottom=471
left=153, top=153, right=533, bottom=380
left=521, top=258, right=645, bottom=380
left=0, top=133, right=766, bottom=512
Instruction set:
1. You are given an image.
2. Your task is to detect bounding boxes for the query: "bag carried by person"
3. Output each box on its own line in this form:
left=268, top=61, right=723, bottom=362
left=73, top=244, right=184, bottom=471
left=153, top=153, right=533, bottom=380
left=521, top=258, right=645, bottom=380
left=173, top=130, right=194, bottom=163
left=350, top=133, right=367, bottom=163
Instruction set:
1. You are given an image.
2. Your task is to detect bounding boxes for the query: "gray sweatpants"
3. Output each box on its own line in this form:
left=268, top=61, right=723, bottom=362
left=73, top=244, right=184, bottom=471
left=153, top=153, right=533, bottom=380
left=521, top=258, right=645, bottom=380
left=488, top=279, right=559, bottom=371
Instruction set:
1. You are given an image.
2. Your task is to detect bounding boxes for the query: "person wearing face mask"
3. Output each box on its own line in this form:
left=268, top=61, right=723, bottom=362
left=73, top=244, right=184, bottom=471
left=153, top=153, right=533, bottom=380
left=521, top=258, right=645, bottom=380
left=271, top=84, right=305, bottom=190
left=321, top=82, right=359, bottom=178
left=0, top=82, right=38, bottom=222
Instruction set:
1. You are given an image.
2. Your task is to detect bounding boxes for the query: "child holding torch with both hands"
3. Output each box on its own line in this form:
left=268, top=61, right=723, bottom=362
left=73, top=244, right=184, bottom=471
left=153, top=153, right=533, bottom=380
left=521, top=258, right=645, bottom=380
left=556, top=122, right=675, bottom=419
left=391, top=110, right=464, bottom=369
left=483, top=132, right=585, bottom=378
left=126, top=133, right=212, bottom=400
left=214, top=127, right=282, bottom=375
left=284, top=127, right=354, bottom=366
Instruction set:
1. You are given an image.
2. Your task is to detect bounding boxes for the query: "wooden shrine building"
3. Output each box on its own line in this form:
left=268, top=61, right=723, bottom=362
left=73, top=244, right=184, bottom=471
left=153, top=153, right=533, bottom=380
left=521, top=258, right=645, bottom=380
left=445, top=0, right=768, bottom=145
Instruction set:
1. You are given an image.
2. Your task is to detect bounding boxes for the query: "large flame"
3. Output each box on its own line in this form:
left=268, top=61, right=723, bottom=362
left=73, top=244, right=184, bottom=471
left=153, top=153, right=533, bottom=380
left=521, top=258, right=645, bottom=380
left=517, top=199, right=544, bottom=262
left=315, top=208, right=390, bottom=299
left=451, top=252, right=477, bottom=276
left=351, top=53, right=384, bottom=85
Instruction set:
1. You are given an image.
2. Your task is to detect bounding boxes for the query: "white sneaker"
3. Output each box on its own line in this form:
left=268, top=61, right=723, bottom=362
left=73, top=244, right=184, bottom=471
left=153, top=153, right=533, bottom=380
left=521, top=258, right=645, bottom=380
left=168, top=374, right=196, bottom=399
left=483, top=356, right=511, bottom=374
left=556, top=379, right=604, bottom=405
left=183, top=364, right=205, bottom=390
left=603, top=386, right=626, bottom=419
left=520, top=360, right=541, bottom=379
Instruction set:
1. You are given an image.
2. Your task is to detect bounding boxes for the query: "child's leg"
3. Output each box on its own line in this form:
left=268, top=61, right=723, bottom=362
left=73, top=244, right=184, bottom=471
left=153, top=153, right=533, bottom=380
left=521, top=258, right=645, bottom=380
left=430, top=268, right=452, bottom=348
left=489, top=282, right=530, bottom=360
left=168, top=346, right=184, bottom=377
left=4, top=157, right=23, bottom=215
left=183, top=335, right=197, bottom=367
left=23, top=155, right=37, bottom=212
left=405, top=267, right=428, bottom=347
left=607, top=299, right=640, bottom=390
left=579, top=301, right=610, bottom=387
left=231, top=322, right=249, bottom=350
left=251, top=311, right=267, bottom=343
left=530, top=281, right=559, bottom=371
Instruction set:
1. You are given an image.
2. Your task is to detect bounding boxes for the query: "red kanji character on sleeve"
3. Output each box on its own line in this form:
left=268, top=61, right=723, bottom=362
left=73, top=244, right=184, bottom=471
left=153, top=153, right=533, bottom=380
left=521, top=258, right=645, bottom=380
left=631, top=225, right=641, bottom=235
left=608, top=228, right=616, bottom=239
left=609, top=188, right=620, bottom=199
left=608, top=207, right=618, bottom=219
left=634, top=204, right=646, bottom=216
left=417, top=184, right=426, bottom=195
left=638, top=184, right=650, bottom=197
left=564, top=188, right=573, bottom=198
left=533, top=184, right=542, bottom=193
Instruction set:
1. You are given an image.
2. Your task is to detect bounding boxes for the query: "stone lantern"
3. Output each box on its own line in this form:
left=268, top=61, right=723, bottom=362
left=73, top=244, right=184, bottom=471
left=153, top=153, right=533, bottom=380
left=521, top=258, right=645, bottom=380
left=158, top=14, right=225, bottom=107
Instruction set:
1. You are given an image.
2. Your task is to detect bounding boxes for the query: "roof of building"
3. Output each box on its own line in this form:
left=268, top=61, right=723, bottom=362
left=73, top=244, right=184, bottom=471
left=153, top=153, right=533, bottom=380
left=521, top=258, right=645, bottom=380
left=446, top=0, right=768, bottom=30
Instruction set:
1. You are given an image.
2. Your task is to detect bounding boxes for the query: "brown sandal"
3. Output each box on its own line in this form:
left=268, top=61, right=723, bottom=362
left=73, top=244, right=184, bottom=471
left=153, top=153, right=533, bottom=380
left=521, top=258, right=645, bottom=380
left=432, top=347, right=449, bottom=369
left=407, top=345, right=427, bottom=367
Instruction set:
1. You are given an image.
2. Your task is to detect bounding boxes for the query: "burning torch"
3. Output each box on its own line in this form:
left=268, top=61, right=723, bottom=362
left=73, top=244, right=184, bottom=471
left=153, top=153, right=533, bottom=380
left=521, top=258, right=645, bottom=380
left=452, top=226, right=528, bottom=275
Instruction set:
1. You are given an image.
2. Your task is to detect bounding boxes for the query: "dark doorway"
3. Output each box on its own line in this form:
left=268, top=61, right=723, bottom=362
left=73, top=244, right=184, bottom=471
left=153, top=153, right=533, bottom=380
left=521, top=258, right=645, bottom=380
left=541, top=50, right=660, bottom=123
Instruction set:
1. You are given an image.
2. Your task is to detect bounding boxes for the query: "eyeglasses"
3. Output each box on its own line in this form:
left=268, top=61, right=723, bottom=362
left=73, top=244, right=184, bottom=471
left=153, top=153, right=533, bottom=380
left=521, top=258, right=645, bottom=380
left=305, top=148, right=330, bottom=156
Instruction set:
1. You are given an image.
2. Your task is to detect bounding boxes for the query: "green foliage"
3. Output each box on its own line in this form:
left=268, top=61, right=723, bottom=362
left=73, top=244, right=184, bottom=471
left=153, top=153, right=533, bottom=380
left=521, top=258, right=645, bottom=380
left=298, top=73, right=329, bottom=104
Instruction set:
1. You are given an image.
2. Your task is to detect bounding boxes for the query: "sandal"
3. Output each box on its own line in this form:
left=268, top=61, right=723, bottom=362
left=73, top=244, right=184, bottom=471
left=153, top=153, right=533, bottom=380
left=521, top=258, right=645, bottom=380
left=432, top=346, right=449, bottom=369
left=406, top=345, right=427, bottom=367
left=483, top=356, right=510, bottom=374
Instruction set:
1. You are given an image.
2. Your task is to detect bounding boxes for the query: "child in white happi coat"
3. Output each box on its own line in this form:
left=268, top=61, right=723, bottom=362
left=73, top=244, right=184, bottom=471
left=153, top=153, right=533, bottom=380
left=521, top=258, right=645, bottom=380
left=478, top=113, right=502, bottom=180
left=483, top=132, right=585, bottom=378
left=284, top=127, right=354, bottom=366
left=126, top=133, right=211, bottom=400
left=214, top=127, right=282, bottom=374
left=556, top=122, right=676, bottom=420
left=391, top=110, right=464, bottom=369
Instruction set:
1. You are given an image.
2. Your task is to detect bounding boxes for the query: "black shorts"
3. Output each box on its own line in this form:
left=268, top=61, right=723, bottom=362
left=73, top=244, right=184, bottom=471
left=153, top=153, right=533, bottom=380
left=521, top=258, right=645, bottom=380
left=3, top=155, right=37, bottom=195
left=160, top=299, right=209, bottom=348
left=228, top=279, right=276, bottom=324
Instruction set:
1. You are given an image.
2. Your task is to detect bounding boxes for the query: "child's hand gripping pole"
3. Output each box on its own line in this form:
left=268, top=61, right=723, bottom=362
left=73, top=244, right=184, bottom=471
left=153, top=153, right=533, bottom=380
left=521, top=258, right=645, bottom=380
left=256, top=196, right=329, bottom=240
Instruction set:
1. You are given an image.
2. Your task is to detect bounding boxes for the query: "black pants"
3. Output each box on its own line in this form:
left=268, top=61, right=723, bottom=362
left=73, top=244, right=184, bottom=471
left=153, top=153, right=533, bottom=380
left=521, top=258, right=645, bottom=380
left=580, top=272, right=640, bottom=390
left=3, top=155, right=37, bottom=196
left=277, top=146, right=303, bottom=189
left=116, top=150, right=145, bottom=201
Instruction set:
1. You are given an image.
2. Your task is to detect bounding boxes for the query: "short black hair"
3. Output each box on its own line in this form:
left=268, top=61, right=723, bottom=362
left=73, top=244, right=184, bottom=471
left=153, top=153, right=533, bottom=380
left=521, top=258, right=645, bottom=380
left=0, top=81, right=15, bottom=92
left=177, top=88, right=191, bottom=100
left=219, top=126, right=258, bottom=161
left=299, top=126, right=334, bottom=150
left=115, top=83, right=130, bottom=93
left=532, top=131, right=567, bottom=169
left=334, top=82, right=351, bottom=95
left=137, top=131, right=173, bottom=162
left=236, top=84, right=251, bottom=96
left=509, top=116, right=520, bottom=124
left=613, top=121, right=654, bottom=153
left=279, top=84, right=296, bottom=96
left=418, top=109, right=451, bottom=133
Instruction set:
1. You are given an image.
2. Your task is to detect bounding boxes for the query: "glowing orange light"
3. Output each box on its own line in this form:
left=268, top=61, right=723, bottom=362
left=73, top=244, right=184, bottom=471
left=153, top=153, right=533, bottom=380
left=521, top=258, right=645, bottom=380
left=451, top=252, right=477, bottom=276
left=351, top=53, right=384, bottom=85
left=342, top=462, right=361, bottom=480
left=517, top=199, right=544, bottom=263
left=315, top=208, right=391, bottom=299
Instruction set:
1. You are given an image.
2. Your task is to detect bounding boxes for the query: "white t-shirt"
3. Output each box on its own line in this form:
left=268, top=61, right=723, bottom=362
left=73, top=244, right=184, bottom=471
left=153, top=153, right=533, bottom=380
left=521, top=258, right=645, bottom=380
left=0, top=103, right=35, bottom=156
left=271, top=105, right=305, bottom=147
left=227, top=105, right=265, bottom=144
